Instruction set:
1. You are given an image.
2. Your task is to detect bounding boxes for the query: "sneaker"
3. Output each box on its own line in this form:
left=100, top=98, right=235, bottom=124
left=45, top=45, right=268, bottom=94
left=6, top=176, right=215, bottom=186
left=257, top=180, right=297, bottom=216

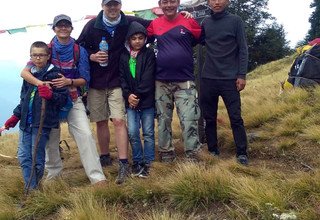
left=93, top=180, right=107, bottom=187
left=138, top=163, right=150, bottom=178
left=100, top=154, right=112, bottom=167
left=159, top=151, right=176, bottom=163
left=237, top=155, right=249, bottom=166
left=115, top=161, right=130, bottom=184
left=131, top=162, right=144, bottom=177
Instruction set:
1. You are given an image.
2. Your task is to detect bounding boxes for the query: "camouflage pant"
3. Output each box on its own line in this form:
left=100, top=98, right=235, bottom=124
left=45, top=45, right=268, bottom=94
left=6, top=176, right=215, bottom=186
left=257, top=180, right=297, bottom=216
left=156, top=80, right=200, bottom=153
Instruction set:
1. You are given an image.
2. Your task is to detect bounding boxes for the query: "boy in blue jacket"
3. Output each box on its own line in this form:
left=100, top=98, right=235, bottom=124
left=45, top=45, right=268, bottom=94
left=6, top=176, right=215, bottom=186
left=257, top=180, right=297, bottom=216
left=4, top=41, right=68, bottom=191
left=119, top=21, right=156, bottom=179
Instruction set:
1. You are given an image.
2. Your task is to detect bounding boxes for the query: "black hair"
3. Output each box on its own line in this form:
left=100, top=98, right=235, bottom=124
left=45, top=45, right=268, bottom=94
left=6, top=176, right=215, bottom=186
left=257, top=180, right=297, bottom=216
left=30, top=41, right=50, bottom=54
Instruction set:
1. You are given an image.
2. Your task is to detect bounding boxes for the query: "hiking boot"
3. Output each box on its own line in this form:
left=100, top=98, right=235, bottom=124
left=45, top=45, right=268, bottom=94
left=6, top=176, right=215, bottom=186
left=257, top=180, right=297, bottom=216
left=209, top=150, right=220, bottom=157
left=115, top=161, right=130, bottom=184
left=237, top=155, right=249, bottom=166
left=185, top=150, right=199, bottom=162
left=100, top=154, right=112, bottom=167
left=131, top=162, right=144, bottom=177
left=138, top=163, right=151, bottom=178
left=159, top=151, right=176, bottom=163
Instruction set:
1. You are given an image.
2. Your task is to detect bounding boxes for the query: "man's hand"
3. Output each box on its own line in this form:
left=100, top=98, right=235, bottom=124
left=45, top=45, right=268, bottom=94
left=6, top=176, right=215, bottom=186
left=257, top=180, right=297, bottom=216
left=38, top=84, right=53, bottom=100
left=236, top=78, right=246, bottom=91
left=90, top=51, right=108, bottom=65
left=128, top=94, right=140, bottom=109
left=4, top=115, right=19, bottom=130
left=180, top=11, right=193, bottom=19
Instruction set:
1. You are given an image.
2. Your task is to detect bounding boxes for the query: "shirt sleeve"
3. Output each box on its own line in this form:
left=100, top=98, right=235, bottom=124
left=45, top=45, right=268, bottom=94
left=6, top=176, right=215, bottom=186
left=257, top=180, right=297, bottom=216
left=78, top=46, right=90, bottom=84
left=236, top=18, right=248, bottom=77
left=189, top=18, right=202, bottom=40
left=25, top=61, right=34, bottom=71
left=147, top=21, right=154, bottom=37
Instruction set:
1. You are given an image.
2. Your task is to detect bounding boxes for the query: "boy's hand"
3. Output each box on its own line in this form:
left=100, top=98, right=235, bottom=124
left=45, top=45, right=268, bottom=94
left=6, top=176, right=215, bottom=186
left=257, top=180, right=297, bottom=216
left=4, top=115, right=19, bottom=129
left=38, top=84, right=53, bottom=100
left=128, top=94, right=140, bottom=109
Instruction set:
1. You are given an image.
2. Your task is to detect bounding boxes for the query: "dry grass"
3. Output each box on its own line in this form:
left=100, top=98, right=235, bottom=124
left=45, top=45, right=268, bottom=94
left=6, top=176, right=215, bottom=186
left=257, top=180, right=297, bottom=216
left=1, top=55, right=320, bottom=219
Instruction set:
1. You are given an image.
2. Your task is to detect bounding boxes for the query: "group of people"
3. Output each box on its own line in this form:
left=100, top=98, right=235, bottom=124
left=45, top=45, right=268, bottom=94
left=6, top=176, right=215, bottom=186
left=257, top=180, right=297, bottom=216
left=4, top=0, right=249, bottom=191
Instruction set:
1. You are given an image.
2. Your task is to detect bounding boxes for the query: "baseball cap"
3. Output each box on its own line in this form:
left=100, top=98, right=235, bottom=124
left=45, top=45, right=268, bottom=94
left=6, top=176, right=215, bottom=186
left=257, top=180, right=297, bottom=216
left=102, top=0, right=122, bottom=5
left=52, top=14, right=72, bottom=28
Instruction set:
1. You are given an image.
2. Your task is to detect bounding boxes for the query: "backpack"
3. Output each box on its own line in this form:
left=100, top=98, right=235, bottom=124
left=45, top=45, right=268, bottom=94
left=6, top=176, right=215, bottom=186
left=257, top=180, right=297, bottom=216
left=287, top=44, right=320, bottom=88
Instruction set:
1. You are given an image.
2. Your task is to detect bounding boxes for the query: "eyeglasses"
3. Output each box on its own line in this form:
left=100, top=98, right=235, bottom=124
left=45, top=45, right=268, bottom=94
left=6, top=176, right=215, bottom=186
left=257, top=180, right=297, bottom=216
left=30, top=54, right=48, bottom=59
left=55, top=24, right=72, bottom=29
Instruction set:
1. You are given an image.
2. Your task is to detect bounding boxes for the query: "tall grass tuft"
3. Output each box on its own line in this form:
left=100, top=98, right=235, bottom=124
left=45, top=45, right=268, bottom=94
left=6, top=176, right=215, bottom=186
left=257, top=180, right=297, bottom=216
left=136, top=209, right=187, bottom=220
left=18, top=180, right=71, bottom=219
left=164, top=163, right=231, bottom=211
left=229, top=176, right=288, bottom=219
left=59, top=189, right=124, bottom=220
left=0, top=193, right=16, bottom=220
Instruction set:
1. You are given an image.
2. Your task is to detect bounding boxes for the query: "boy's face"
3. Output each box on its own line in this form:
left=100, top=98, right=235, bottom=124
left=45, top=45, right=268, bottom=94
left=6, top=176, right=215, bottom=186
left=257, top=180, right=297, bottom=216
left=159, top=0, right=180, bottom=20
left=208, top=0, right=229, bottom=13
left=129, top=33, right=146, bottom=51
left=30, top=47, right=50, bottom=69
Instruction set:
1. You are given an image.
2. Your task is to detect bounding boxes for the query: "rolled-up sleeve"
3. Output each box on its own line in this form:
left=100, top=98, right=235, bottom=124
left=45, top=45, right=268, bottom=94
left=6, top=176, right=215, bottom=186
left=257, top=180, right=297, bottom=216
left=78, top=46, right=90, bottom=84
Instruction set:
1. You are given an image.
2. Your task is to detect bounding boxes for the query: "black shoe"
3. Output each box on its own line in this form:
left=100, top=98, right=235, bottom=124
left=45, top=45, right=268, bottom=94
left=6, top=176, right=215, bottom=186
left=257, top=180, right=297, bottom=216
left=209, top=150, right=220, bottom=157
left=138, top=163, right=150, bottom=178
left=159, top=151, right=176, bottom=163
left=237, top=155, right=249, bottom=166
left=131, top=162, right=144, bottom=177
left=208, top=147, right=220, bottom=157
left=100, top=154, right=112, bottom=167
left=115, top=161, right=130, bottom=184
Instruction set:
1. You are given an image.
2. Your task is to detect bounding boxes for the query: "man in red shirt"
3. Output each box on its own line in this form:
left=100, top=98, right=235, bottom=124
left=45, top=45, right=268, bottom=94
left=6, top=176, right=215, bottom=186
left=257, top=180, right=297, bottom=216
left=147, top=0, right=202, bottom=162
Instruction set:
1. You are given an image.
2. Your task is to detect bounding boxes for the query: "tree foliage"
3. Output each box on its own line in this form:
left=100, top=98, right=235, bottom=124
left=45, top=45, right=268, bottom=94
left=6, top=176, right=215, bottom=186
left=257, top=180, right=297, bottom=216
left=251, top=23, right=291, bottom=66
left=306, top=0, right=320, bottom=42
left=228, top=0, right=291, bottom=70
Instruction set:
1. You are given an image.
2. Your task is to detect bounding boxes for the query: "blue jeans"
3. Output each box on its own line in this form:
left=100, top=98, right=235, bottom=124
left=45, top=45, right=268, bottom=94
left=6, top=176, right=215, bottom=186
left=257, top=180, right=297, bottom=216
left=18, top=127, right=51, bottom=190
left=127, top=107, right=155, bottom=164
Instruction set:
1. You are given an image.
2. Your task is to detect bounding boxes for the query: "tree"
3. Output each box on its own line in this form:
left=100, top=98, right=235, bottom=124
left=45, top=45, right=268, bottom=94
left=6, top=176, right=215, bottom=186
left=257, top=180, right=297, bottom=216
left=251, top=23, right=291, bottom=67
left=306, top=0, right=320, bottom=42
left=228, top=0, right=291, bottom=70
left=180, top=0, right=291, bottom=70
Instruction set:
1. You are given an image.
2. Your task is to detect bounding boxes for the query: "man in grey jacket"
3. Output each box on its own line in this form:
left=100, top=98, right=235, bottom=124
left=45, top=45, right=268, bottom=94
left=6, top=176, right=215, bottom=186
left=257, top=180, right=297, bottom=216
left=200, top=0, right=249, bottom=165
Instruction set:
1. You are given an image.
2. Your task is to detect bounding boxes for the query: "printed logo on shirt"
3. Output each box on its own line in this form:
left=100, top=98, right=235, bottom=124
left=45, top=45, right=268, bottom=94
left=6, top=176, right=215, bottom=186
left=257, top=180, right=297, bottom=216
left=180, top=28, right=186, bottom=35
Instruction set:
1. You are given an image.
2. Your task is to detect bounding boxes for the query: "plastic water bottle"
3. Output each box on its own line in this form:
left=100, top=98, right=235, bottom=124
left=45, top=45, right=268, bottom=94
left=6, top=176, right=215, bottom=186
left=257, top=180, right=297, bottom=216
left=99, top=37, right=108, bottom=67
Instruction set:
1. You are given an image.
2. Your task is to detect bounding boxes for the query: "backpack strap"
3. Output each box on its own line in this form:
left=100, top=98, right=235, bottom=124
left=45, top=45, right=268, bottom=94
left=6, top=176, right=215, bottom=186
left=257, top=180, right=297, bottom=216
left=73, top=43, right=80, bottom=66
left=48, top=37, right=80, bottom=68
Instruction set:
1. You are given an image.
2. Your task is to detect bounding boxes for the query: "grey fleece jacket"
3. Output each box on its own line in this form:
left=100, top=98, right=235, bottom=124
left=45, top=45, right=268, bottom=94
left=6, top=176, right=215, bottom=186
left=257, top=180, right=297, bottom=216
left=201, top=10, right=248, bottom=80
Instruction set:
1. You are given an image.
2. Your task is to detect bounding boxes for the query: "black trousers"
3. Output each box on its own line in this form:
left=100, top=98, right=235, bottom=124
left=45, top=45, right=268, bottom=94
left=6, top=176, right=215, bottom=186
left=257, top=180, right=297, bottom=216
left=200, top=78, right=247, bottom=156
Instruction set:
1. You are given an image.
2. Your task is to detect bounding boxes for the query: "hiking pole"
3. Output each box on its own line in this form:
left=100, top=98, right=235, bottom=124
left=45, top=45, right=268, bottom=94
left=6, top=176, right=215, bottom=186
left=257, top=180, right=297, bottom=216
left=25, top=98, right=46, bottom=197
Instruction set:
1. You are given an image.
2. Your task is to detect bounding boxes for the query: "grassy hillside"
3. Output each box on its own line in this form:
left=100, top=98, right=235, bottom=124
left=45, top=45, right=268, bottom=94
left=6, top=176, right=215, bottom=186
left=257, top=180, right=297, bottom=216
left=1, top=56, right=320, bottom=219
